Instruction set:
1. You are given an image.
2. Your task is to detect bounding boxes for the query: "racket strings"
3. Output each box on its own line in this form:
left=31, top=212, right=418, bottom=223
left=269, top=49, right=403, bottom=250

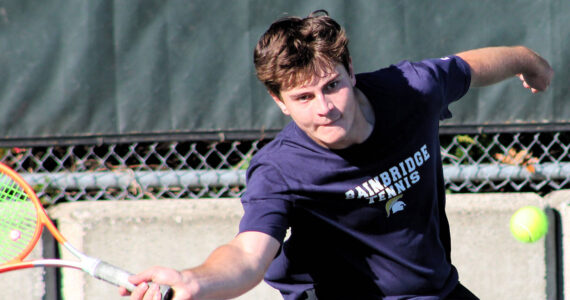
left=0, top=174, right=38, bottom=264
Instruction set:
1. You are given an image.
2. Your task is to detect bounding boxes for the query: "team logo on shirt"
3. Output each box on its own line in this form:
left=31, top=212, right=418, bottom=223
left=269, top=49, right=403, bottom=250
left=344, top=144, right=431, bottom=217
left=385, top=195, right=406, bottom=217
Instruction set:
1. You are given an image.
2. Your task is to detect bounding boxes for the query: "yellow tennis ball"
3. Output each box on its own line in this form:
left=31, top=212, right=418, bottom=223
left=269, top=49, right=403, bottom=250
left=510, top=206, right=548, bottom=243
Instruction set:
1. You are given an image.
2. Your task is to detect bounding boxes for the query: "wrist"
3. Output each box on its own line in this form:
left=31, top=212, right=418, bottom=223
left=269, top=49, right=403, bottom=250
left=172, top=270, right=200, bottom=300
left=516, top=46, right=548, bottom=76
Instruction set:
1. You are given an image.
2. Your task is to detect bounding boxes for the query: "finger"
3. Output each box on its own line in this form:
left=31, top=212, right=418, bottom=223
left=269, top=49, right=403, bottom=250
left=130, top=282, right=149, bottom=300
left=118, top=286, right=131, bottom=297
left=142, top=283, right=160, bottom=300
left=517, top=74, right=532, bottom=90
left=522, top=81, right=531, bottom=89
left=129, top=268, right=161, bottom=285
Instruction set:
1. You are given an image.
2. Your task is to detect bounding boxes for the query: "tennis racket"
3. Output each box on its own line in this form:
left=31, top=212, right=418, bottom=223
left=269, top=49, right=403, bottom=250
left=0, top=162, right=173, bottom=299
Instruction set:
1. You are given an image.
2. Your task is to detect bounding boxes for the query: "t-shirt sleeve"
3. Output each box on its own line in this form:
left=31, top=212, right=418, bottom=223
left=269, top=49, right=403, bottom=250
left=399, top=55, right=471, bottom=120
left=238, top=158, right=292, bottom=243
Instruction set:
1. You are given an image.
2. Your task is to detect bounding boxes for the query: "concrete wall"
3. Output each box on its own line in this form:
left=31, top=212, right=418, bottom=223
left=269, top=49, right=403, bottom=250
left=447, top=193, right=548, bottom=299
left=49, top=200, right=281, bottom=300
left=3, top=192, right=568, bottom=299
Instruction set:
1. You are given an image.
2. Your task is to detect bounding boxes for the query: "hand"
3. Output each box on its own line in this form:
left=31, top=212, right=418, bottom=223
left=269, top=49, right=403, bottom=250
left=118, top=266, right=192, bottom=300
left=518, top=52, right=554, bottom=93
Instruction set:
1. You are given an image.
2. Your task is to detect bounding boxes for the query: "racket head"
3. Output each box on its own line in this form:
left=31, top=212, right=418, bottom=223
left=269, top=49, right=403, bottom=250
left=0, top=163, right=48, bottom=265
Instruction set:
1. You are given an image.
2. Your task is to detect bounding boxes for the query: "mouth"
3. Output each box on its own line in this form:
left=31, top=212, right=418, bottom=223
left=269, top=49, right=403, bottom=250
left=320, top=115, right=342, bottom=127
left=319, top=121, right=338, bottom=128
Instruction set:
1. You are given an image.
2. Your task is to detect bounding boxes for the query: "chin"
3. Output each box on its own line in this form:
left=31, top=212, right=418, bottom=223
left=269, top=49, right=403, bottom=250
left=319, top=136, right=349, bottom=149
left=311, top=126, right=349, bottom=147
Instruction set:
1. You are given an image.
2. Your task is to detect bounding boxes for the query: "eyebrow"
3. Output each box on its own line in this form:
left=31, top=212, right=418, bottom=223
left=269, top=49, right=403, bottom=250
left=287, top=73, right=342, bottom=98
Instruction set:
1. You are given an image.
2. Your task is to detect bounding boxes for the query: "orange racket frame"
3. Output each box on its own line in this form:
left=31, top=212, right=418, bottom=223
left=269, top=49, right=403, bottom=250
left=0, top=162, right=173, bottom=299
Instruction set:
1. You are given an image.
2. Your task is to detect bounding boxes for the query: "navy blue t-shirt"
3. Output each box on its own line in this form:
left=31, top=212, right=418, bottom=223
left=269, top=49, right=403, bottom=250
left=239, top=56, right=471, bottom=299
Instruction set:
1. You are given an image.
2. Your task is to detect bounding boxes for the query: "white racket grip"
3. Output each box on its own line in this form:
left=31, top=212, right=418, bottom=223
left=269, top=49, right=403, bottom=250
left=93, top=261, right=173, bottom=300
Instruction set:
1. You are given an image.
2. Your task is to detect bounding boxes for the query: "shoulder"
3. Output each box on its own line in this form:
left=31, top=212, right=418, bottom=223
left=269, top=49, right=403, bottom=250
left=247, top=122, right=312, bottom=181
left=242, top=123, right=321, bottom=205
left=357, top=56, right=471, bottom=105
left=357, top=56, right=470, bottom=90
left=252, top=122, right=304, bottom=164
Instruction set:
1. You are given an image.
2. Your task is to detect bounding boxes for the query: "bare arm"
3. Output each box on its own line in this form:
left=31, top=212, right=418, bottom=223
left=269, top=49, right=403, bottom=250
left=122, top=231, right=281, bottom=300
left=456, top=46, right=553, bottom=93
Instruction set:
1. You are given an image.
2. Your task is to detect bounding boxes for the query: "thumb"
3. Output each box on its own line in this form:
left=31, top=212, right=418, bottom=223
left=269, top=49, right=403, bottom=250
left=130, top=266, right=185, bottom=286
left=128, top=267, right=163, bottom=285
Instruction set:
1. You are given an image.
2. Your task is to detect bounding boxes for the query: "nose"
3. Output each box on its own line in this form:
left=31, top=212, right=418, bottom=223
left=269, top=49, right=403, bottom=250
left=314, top=93, right=334, bottom=116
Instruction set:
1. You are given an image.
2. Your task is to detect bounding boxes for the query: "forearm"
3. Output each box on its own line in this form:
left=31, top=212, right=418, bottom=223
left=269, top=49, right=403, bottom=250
left=456, top=46, right=553, bottom=89
left=181, top=243, right=268, bottom=299
left=172, top=231, right=280, bottom=300
left=124, top=232, right=279, bottom=300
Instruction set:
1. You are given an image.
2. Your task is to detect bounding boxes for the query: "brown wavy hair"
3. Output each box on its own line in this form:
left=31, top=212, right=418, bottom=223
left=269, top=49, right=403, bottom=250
left=253, top=10, right=351, bottom=98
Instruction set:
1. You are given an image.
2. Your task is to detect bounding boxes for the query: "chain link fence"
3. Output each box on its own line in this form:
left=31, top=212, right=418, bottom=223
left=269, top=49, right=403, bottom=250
left=1, top=130, right=569, bottom=204
left=441, top=130, right=570, bottom=194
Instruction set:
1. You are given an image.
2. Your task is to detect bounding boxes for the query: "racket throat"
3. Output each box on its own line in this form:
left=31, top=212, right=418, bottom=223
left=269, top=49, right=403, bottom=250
left=63, top=241, right=136, bottom=291
left=62, top=241, right=101, bottom=275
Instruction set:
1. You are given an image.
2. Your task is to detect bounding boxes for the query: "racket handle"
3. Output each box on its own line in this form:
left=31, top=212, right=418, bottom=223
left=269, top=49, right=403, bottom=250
left=93, top=261, right=174, bottom=300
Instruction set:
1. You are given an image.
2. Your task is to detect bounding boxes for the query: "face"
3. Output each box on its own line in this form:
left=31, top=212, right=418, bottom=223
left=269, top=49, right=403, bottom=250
left=272, top=63, right=371, bottom=149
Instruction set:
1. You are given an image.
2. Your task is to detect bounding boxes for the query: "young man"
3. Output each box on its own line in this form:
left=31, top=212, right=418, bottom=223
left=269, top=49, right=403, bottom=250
left=121, top=10, right=553, bottom=300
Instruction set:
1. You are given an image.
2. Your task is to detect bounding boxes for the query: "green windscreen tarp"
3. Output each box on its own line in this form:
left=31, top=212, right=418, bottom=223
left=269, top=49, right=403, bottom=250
left=0, top=0, right=567, bottom=143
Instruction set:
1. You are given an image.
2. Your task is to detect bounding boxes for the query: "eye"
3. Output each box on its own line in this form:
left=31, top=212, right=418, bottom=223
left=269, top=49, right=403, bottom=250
left=326, top=80, right=340, bottom=91
left=295, top=94, right=312, bottom=102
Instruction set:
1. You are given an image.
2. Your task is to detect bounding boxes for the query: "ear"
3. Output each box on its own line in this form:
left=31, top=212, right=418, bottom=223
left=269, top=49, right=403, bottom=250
left=270, top=92, right=290, bottom=115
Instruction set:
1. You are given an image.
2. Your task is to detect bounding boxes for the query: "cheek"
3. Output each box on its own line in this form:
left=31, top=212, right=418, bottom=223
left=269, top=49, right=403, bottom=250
left=333, top=89, right=354, bottom=112
left=288, top=107, right=314, bottom=126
